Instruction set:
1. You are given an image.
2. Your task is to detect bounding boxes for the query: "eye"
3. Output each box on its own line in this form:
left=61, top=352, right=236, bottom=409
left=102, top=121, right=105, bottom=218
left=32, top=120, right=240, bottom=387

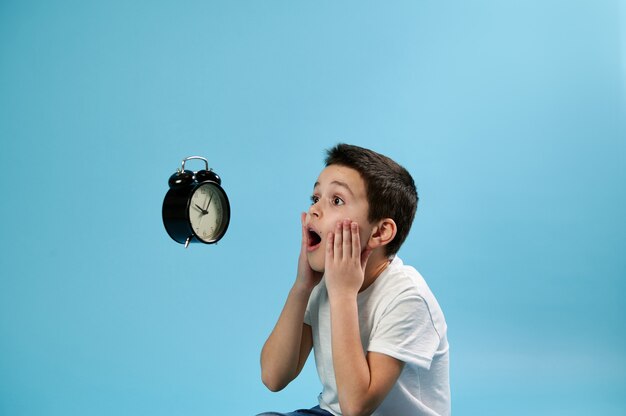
left=332, top=196, right=345, bottom=206
left=310, top=195, right=320, bottom=205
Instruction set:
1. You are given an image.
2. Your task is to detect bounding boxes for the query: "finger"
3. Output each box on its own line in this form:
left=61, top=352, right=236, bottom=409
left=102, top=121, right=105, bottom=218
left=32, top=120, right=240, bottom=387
left=351, top=221, right=360, bottom=259
left=334, top=220, right=343, bottom=259
left=326, top=231, right=334, bottom=262
left=342, top=220, right=351, bottom=259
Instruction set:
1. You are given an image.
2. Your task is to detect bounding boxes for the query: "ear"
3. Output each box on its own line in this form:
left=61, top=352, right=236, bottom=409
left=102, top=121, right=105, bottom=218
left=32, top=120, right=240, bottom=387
left=367, top=218, right=397, bottom=250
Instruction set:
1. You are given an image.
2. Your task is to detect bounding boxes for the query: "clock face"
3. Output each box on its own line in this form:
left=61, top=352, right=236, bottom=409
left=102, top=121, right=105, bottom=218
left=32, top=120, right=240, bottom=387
left=188, top=182, right=229, bottom=243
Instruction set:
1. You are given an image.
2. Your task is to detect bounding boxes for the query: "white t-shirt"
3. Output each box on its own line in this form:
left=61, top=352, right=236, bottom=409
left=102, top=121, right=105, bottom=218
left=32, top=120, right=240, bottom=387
left=304, top=256, right=450, bottom=416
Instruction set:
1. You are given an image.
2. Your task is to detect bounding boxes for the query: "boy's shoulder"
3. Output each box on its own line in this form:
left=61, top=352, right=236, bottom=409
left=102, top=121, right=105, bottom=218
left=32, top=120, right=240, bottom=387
left=375, top=256, right=429, bottom=296
left=372, top=256, right=446, bottom=324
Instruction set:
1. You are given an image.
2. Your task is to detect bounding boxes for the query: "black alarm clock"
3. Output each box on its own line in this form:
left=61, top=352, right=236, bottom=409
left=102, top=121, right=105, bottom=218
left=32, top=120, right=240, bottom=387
left=162, top=156, right=231, bottom=248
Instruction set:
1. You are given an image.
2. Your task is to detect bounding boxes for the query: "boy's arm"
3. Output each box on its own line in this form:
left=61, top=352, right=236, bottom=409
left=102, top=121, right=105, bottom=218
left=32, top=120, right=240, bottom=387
left=260, top=286, right=314, bottom=391
left=260, top=213, right=322, bottom=392
left=325, top=220, right=405, bottom=416
left=329, top=295, right=404, bottom=416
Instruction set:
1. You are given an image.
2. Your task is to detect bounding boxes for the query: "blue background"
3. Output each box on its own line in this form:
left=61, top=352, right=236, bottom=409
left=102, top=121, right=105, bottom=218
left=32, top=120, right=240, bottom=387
left=1, top=1, right=625, bottom=415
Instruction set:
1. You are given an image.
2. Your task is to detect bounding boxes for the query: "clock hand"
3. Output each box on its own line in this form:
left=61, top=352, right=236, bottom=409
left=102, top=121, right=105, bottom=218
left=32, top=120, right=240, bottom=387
left=204, top=194, right=214, bottom=212
left=194, top=204, right=208, bottom=215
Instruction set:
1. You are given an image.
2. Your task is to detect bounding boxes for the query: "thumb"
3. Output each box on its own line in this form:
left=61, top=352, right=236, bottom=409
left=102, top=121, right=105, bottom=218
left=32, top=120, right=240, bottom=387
left=300, top=212, right=308, bottom=247
left=360, top=247, right=373, bottom=270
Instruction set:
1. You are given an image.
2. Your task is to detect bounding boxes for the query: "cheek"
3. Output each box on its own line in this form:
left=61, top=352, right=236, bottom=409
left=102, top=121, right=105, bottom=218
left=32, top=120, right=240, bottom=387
left=359, top=231, right=370, bottom=248
left=359, top=225, right=375, bottom=248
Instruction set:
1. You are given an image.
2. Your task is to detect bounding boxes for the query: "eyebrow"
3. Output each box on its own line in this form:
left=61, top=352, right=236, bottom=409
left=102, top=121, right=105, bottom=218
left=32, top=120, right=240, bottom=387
left=313, top=180, right=355, bottom=197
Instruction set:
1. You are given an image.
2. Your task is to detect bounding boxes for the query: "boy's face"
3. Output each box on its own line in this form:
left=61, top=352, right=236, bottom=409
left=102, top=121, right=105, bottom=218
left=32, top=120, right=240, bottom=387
left=305, top=164, right=374, bottom=272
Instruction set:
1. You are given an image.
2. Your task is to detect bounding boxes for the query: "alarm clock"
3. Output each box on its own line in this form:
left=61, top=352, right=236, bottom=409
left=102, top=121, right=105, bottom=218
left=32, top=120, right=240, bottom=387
left=162, top=156, right=231, bottom=248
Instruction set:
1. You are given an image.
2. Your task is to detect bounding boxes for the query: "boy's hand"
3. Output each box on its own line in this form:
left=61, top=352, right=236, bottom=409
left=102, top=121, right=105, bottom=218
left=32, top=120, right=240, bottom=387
left=325, top=219, right=372, bottom=297
left=295, top=212, right=323, bottom=292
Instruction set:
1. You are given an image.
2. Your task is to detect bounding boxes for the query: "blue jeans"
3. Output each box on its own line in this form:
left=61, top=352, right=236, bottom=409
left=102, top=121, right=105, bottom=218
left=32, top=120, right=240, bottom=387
left=256, top=405, right=333, bottom=416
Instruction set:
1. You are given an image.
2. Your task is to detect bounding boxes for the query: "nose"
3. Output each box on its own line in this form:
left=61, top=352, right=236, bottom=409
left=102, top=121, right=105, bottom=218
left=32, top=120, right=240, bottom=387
left=309, top=201, right=321, bottom=218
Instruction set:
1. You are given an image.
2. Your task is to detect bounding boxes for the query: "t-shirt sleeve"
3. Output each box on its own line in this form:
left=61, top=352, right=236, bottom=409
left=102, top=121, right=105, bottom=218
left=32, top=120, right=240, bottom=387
left=367, top=294, right=442, bottom=370
left=303, top=284, right=319, bottom=326
left=304, top=302, right=311, bottom=326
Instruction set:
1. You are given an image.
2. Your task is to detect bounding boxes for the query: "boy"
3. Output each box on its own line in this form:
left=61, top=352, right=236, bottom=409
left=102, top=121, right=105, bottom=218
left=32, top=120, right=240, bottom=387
left=258, top=144, right=450, bottom=416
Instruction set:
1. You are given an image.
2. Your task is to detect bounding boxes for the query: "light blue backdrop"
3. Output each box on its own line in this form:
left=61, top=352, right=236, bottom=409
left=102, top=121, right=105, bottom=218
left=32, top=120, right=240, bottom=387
left=1, top=1, right=624, bottom=415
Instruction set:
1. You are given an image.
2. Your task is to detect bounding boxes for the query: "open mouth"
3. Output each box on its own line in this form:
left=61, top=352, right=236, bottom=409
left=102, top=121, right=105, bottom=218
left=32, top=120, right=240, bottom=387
left=307, top=229, right=322, bottom=250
